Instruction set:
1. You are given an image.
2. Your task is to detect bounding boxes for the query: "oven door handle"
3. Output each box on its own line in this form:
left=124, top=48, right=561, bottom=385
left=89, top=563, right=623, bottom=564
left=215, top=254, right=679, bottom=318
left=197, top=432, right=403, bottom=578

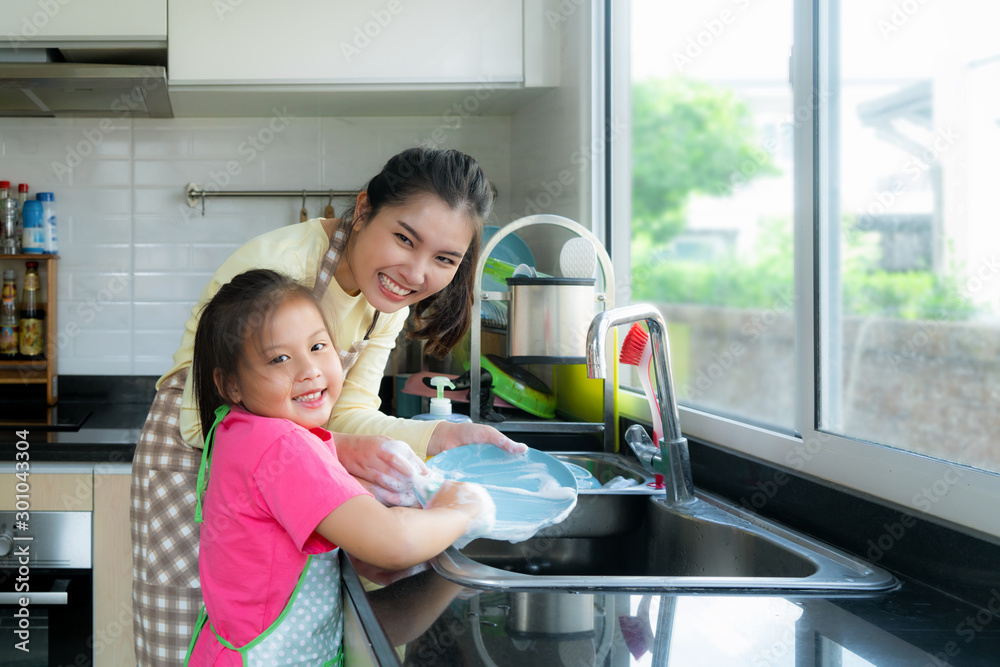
left=0, top=578, right=69, bottom=605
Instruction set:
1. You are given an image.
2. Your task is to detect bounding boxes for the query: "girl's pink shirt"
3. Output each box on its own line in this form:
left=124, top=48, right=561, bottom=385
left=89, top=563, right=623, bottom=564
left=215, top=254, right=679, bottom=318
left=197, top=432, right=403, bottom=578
left=189, top=407, right=371, bottom=666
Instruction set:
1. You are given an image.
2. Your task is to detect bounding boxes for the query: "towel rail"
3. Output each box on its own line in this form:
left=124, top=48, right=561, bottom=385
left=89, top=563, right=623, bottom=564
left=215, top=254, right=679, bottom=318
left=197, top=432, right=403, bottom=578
left=185, top=183, right=357, bottom=215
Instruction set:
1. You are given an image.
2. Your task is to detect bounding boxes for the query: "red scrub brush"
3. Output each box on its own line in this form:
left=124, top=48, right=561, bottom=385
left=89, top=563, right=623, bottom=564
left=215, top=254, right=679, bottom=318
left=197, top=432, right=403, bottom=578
left=619, top=323, right=662, bottom=443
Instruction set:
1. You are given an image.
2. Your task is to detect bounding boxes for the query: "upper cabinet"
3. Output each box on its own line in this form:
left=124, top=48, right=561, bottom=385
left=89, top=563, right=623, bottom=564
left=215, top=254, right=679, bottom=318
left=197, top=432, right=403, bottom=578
left=1, top=0, right=165, bottom=42
left=168, top=0, right=523, bottom=86
left=1, top=0, right=559, bottom=118
left=165, top=0, right=560, bottom=117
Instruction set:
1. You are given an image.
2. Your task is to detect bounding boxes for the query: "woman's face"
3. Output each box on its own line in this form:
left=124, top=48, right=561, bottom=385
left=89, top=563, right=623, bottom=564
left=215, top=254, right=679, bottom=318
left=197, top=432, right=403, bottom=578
left=227, top=296, right=344, bottom=430
left=341, top=192, right=474, bottom=313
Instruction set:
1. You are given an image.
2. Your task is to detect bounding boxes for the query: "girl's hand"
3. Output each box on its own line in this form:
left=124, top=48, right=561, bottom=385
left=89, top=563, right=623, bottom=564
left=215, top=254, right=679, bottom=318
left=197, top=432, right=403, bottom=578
left=427, top=479, right=495, bottom=514
left=334, top=433, right=428, bottom=506
left=425, top=420, right=528, bottom=458
left=426, top=480, right=498, bottom=541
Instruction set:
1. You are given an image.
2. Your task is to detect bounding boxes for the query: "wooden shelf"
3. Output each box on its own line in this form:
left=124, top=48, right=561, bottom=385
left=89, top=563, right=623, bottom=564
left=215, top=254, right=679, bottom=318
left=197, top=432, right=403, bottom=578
left=0, top=359, right=47, bottom=368
left=1, top=253, right=60, bottom=260
left=0, top=254, right=58, bottom=404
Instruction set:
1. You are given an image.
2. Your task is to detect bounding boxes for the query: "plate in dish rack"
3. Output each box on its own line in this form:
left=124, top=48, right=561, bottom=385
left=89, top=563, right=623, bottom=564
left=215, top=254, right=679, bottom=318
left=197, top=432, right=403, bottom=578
left=417, top=444, right=578, bottom=542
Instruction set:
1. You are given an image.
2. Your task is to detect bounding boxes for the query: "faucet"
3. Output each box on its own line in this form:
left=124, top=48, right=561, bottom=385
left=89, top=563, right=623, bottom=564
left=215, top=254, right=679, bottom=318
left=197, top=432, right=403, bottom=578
left=586, top=304, right=694, bottom=506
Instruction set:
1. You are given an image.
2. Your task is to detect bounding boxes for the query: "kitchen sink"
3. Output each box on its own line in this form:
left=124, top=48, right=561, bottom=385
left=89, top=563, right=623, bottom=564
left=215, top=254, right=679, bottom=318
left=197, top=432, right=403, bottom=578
left=431, top=453, right=897, bottom=593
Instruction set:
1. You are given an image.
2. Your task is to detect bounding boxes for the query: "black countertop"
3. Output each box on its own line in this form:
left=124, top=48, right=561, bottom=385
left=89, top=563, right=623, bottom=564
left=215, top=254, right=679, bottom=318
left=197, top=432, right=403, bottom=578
left=0, top=376, right=151, bottom=463
left=342, top=555, right=1000, bottom=666
left=0, top=400, right=146, bottom=463
left=3, top=377, right=997, bottom=665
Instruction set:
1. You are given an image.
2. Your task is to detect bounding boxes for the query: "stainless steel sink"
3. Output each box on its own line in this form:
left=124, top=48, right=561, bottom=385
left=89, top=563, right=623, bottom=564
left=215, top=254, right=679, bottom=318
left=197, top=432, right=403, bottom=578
left=431, top=453, right=897, bottom=593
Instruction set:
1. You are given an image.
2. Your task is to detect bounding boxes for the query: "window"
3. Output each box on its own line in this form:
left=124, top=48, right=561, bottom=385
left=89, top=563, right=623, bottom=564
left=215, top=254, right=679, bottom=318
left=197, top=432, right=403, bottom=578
left=624, top=0, right=796, bottom=433
left=615, top=0, right=1000, bottom=538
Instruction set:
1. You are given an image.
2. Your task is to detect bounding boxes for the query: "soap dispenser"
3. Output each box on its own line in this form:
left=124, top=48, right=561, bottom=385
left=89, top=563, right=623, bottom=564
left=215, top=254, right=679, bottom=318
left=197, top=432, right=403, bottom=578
left=412, top=376, right=473, bottom=423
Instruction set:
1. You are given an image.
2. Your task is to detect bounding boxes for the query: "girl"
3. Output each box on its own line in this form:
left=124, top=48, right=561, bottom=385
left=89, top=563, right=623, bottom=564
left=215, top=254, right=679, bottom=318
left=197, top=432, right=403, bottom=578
left=186, top=269, right=492, bottom=666
left=132, top=147, right=524, bottom=665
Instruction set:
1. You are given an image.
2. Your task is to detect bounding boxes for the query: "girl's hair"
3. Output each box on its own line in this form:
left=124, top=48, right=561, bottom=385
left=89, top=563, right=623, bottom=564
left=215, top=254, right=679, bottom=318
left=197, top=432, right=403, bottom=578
left=343, top=147, right=494, bottom=359
left=192, top=269, right=325, bottom=442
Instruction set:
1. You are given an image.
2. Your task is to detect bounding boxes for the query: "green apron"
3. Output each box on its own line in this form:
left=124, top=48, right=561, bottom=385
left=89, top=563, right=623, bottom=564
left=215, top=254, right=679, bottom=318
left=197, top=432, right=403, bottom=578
left=186, top=406, right=344, bottom=667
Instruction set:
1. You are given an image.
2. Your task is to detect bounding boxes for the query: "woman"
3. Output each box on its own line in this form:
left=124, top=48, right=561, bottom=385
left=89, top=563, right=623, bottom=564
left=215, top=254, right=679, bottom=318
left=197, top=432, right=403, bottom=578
left=130, top=147, right=522, bottom=666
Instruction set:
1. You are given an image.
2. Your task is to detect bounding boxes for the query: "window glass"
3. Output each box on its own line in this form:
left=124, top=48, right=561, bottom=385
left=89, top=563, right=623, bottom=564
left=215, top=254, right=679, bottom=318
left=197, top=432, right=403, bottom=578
left=819, top=1, right=1000, bottom=475
left=629, top=0, right=795, bottom=431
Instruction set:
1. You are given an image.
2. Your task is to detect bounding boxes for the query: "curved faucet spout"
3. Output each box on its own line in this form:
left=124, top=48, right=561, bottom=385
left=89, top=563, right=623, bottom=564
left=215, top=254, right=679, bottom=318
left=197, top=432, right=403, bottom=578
left=586, top=304, right=694, bottom=505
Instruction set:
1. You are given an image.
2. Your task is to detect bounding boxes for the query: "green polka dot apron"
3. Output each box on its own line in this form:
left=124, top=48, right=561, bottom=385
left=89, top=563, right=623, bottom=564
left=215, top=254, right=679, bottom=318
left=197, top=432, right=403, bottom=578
left=185, top=406, right=344, bottom=667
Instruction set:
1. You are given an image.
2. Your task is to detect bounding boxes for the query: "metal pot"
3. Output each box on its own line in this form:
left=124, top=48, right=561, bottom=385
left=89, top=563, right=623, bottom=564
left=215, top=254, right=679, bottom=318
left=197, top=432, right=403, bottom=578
left=506, top=276, right=596, bottom=363
left=509, top=591, right=596, bottom=638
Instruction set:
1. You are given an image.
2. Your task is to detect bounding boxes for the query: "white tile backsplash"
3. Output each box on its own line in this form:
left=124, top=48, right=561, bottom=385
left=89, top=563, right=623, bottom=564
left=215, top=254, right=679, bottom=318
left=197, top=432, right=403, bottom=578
left=0, top=115, right=511, bottom=376
left=57, top=246, right=131, bottom=275
left=68, top=216, right=132, bottom=245
left=133, top=302, right=197, bottom=330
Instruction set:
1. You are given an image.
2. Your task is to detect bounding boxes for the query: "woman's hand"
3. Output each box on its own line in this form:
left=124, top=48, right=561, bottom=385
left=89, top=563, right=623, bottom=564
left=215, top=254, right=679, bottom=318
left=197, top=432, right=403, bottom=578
left=425, top=420, right=528, bottom=458
left=334, top=432, right=429, bottom=507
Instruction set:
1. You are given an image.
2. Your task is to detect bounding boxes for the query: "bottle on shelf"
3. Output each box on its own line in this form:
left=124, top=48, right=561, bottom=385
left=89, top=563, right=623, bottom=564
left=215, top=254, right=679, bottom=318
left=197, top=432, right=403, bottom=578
left=21, top=200, right=45, bottom=254
left=15, top=184, right=29, bottom=245
left=0, top=181, right=9, bottom=201
left=1, top=198, right=19, bottom=255
left=1, top=269, right=19, bottom=359
left=18, top=261, right=45, bottom=360
left=37, top=192, right=58, bottom=254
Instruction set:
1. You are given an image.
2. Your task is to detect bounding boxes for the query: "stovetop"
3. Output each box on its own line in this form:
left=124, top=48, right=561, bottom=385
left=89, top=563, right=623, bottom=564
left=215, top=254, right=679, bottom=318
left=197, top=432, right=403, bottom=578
left=0, top=400, right=93, bottom=431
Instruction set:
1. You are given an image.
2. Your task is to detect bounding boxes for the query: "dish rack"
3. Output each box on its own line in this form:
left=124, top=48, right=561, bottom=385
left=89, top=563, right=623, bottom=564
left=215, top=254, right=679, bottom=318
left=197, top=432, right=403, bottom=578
left=469, top=214, right=616, bottom=452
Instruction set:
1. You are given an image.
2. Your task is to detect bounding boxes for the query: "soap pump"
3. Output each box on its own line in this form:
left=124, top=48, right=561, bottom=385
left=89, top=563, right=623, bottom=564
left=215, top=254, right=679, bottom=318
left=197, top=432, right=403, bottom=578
left=412, top=376, right=473, bottom=423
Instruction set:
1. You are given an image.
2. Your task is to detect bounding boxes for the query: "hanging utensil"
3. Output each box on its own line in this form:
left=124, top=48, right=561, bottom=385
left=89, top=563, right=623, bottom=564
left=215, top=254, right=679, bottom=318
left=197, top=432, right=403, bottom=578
left=323, top=190, right=336, bottom=219
left=299, top=190, right=308, bottom=222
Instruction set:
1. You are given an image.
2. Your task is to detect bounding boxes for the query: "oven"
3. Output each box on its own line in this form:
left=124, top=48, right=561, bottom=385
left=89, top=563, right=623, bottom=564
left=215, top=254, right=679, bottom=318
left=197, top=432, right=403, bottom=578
left=0, top=511, right=93, bottom=667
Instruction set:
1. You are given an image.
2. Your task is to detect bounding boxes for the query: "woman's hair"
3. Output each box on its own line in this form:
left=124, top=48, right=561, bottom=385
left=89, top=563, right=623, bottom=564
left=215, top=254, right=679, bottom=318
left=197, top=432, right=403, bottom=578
left=192, top=269, right=326, bottom=441
left=343, top=147, right=494, bottom=358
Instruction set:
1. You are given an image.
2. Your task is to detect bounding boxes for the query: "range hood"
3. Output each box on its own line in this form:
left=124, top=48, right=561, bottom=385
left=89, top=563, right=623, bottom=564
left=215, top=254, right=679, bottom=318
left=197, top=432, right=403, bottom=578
left=0, top=61, right=172, bottom=118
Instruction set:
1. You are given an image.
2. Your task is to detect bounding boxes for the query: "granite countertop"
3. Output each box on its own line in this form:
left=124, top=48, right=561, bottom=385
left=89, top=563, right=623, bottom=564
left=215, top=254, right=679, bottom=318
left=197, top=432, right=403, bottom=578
left=342, top=555, right=1000, bottom=666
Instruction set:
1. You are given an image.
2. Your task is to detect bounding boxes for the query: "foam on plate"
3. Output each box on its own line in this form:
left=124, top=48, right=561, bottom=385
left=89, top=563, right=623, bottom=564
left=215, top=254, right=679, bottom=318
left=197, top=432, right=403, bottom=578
left=415, top=444, right=578, bottom=544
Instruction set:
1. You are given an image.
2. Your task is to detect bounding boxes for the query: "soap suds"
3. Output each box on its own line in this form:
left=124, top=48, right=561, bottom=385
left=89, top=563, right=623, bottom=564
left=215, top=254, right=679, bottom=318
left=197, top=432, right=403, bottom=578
left=371, top=440, right=432, bottom=506
left=411, top=467, right=444, bottom=505
left=451, top=482, right=497, bottom=548
left=415, top=445, right=578, bottom=544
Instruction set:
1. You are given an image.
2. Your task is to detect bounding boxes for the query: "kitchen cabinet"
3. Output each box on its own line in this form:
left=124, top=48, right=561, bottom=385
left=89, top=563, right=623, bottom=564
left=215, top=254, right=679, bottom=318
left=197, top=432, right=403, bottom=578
left=0, top=254, right=58, bottom=405
left=0, top=470, right=91, bottom=511
left=165, top=0, right=560, bottom=116
left=93, top=466, right=135, bottom=667
left=0, top=467, right=95, bottom=666
left=168, top=0, right=522, bottom=85
left=0, top=464, right=134, bottom=665
left=0, top=0, right=165, bottom=43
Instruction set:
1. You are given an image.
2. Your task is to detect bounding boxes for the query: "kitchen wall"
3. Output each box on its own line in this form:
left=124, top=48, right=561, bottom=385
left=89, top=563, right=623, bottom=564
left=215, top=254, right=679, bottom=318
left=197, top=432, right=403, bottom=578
left=0, top=115, right=512, bottom=376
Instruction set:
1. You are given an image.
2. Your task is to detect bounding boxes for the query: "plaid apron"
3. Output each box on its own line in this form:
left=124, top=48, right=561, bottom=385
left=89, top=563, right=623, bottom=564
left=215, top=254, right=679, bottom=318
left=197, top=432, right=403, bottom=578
left=130, top=218, right=378, bottom=666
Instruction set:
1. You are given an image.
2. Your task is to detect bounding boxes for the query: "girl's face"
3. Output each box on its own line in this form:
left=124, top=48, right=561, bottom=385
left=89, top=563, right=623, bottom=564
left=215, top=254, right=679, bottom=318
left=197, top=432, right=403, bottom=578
left=227, top=296, right=343, bottom=430
left=340, top=192, right=474, bottom=313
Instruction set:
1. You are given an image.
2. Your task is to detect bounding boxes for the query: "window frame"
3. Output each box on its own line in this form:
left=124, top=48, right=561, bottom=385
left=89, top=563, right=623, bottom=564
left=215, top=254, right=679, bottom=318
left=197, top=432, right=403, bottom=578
left=610, top=0, right=1000, bottom=539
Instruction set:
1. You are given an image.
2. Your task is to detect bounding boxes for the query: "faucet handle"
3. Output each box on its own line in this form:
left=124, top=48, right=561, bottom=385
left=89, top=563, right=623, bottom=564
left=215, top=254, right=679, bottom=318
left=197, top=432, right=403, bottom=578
left=625, top=424, right=661, bottom=473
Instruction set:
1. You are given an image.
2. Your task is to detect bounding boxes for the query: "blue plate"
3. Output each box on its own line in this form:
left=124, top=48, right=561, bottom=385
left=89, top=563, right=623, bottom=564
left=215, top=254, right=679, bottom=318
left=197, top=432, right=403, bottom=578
left=420, top=445, right=578, bottom=542
left=481, top=226, right=535, bottom=292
